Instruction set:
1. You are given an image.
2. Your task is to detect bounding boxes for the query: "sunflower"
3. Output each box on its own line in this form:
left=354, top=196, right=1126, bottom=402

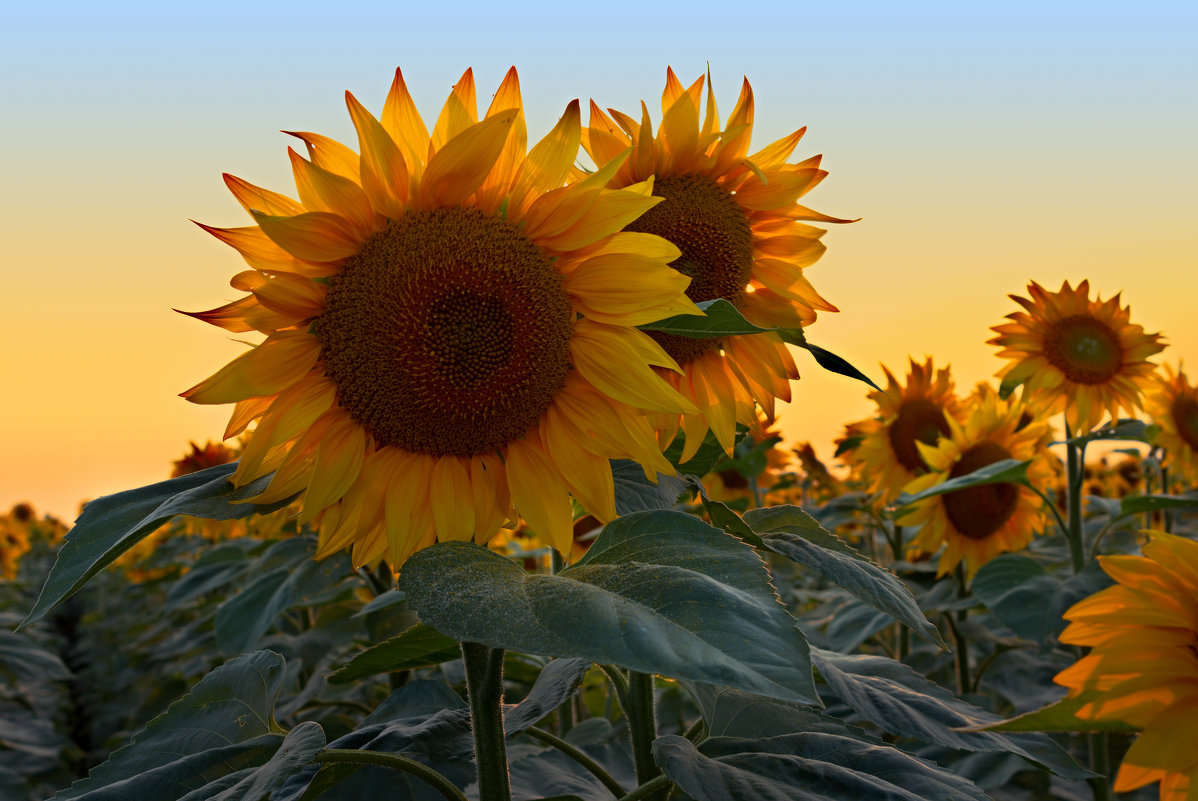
left=183, top=67, right=701, bottom=567
left=899, top=390, right=1053, bottom=579
left=581, top=68, right=851, bottom=460
left=171, top=440, right=237, bottom=478
left=843, top=357, right=964, bottom=503
left=989, top=280, right=1165, bottom=434
left=1144, top=363, right=1198, bottom=485
left=1055, top=531, right=1198, bottom=798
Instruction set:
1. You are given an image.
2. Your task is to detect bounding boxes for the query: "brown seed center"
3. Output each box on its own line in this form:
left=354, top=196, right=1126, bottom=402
left=623, top=173, right=754, bottom=364
left=317, top=207, right=573, bottom=456
left=1043, top=315, right=1123, bottom=384
left=942, top=441, right=1019, bottom=541
left=888, top=399, right=951, bottom=474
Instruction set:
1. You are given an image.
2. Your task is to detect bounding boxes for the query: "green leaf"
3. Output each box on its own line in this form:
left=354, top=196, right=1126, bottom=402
left=685, top=683, right=863, bottom=740
left=203, top=722, right=326, bottom=801
left=662, top=428, right=735, bottom=477
left=965, top=690, right=1139, bottom=734
left=654, top=733, right=990, bottom=801
left=329, top=624, right=462, bottom=684
left=890, top=458, right=1030, bottom=514
left=0, top=630, right=71, bottom=683
left=610, top=460, right=687, bottom=515
left=504, top=658, right=593, bottom=736
left=213, top=538, right=322, bottom=656
left=399, top=510, right=817, bottom=703
left=1064, top=418, right=1151, bottom=446
left=1116, top=493, right=1198, bottom=519
left=970, top=554, right=1061, bottom=643
left=638, top=298, right=772, bottom=338
left=998, top=373, right=1024, bottom=399
left=810, top=648, right=1092, bottom=779
left=743, top=506, right=944, bottom=647
left=54, top=650, right=298, bottom=800
left=21, top=463, right=295, bottom=629
left=778, top=329, right=881, bottom=391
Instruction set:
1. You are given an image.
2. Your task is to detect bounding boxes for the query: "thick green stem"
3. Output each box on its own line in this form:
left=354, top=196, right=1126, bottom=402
left=627, top=671, right=660, bottom=786
left=1086, top=733, right=1113, bottom=801
left=1065, top=428, right=1087, bottom=574
left=461, top=642, right=511, bottom=801
left=314, top=749, right=468, bottom=801
left=524, top=726, right=627, bottom=798
left=948, top=568, right=971, bottom=695
left=618, top=774, right=674, bottom=801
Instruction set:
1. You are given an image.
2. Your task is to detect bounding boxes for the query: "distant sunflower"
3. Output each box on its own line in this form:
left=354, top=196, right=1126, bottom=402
left=1056, top=531, right=1198, bottom=797
left=183, top=67, right=700, bottom=566
left=582, top=68, right=851, bottom=459
left=989, top=280, right=1165, bottom=434
left=844, top=357, right=963, bottom=503
left=171, top=440, right=237, bottom=478
left=1144, top=363, right=1198, bottom=485
left=899, top=390, right=1052, bottom=578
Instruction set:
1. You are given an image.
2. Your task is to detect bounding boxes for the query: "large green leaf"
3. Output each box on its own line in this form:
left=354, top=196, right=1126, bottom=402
left=1116, top=493, right=1198, bottom=519
left=965, top=690, right=1139, bottom=734
left=0, top=630, right=72, bottom=683
left=54, top=650, right=301, bottom=800
left=1064, top=418, right=1152, bottom=446
left=654, top=733, right=989, bottom=801
left=810, top=648, right=1091, bottom=779
left=743, top=506, right=944, bottom=647
left=329, top=624, right=461, bottom=684
left=202, top=723, right=325, bottom=801
left=22, top=463, right=296, bottom=628
left=969, top=554, right=1061, bottom=643
left=639, top=298, right=773, bottom=338
left=399, top=511, right=817, bottom=703
left=890, top=459, right=1030, bottom=514
left=611, top=460, right=687, bottom=515
left=685, top=683, right=863, bottom=740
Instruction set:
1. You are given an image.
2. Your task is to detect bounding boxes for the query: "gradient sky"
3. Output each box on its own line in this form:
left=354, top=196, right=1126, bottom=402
left=2, top=0, right=1195, bottom=521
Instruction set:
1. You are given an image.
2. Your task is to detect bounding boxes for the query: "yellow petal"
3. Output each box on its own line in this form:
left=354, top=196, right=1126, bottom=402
left=251, top=271, right=328, bottom=319
left=381, top=67, right=431, bottom=180
left=251, top=210, right=363, bottom=263
left=563, top=253, right=699, bottom=325
left=431, top=456, right=475, bottom=541
left=346, top=91, right=410, bottom=218
left=536, top=187, right=662, bottom=252
left=569, top=320, right=697, bottom=414
left=418, top=110, right=519, bottom=209
left=300, top=415, right=368, bottom=521
left=512, top=99, right=581, bottom=207
left=287, top=147, right=375, bottom=234
left=544, top=407, right=618, bottom=523
left=182, top=331, right=320, bottom=404
left=223, top=173, right=304, bottom=217
left=431, top=68, right=479, bottom=151
left=507, top=436, right=573, bottom=554
left=284, top=130, right=361, bottom=182
left=735, top=168, right=825, bottom=210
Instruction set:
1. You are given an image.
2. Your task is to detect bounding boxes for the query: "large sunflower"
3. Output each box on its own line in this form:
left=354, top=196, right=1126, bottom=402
left=899, top=390, right=1053, bottom=579
left=581, top=68, right=850, bottom=460
left=1144, top=363, right=1198, bottom=485
left=183, top=67, right=701, bottom=567
left=843, top=357, right=964, bottom=503
left=989, top=280, right=1165, bottom=434
left=1055, top=531, right=1198, bottom=799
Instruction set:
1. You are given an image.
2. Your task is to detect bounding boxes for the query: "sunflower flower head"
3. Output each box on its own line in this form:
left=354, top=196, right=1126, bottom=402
left=899, top=389, right=1053, bottom=579
left=989, top=279, right=1165, bottom=434
left=171, top=440, right=238, bottom=478
left=1056, top=531, right=1198, bottom=798
left=843, top=357, right=964, bottom=504
left=582, top=68, right=852, bottom=460
left=183, top=67, right=702, bottom=568
left=1144, top=363, right=1198, bottom=485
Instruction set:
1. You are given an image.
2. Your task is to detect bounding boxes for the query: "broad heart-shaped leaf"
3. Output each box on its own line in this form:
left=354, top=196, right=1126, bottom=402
left=654, top=734, right=989, bottom=801
left=21, top=462, right=295, bottom=629
left=810, top=648, right=1092, bottom=780
left=400, top=510, right=817, bottom=703
left=684, top=683, right=866, bottom=740
left=200, top=723, right=325, bottom=801
left=610, top=460, right=688, bottom=515
left=965, top=690, right=1139, bottom=734
left=53, top=650, right=311, bottom=800
left=329, top=623, right=461, bottom=684
left=638, top=298, right=773, bottom=338
left=971, top=555, right=1114, bottom=643
left=743, top=505, right=944, bottom=648
left=889, top=458, right=1030, bottom=515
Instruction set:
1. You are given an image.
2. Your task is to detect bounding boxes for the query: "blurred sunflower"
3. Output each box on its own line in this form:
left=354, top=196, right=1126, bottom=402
left=171, top=440, right=237, bottom=478
left=1144, top=363, right=1198, bottom=485
left=183, top=67, right=700, bottom=566
left=989, top=280, right=1165, bottom=434
left=899, top=390, right=1053, bottom=578
left=582, top=68, right=851, bottom=459
left=1055, top=531, right=1198, bottom=798
left=843, top=357, right=963, bottom=503
left=0, top=507, right=32, bottom=580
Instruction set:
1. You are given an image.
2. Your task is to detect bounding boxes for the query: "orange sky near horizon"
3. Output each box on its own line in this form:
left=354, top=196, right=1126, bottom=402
left=2, top=1, right=1195, bottom=523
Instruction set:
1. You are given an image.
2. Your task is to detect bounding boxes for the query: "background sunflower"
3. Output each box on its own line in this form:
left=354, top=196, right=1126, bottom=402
left=1144, top=363, right=1198, bottom=486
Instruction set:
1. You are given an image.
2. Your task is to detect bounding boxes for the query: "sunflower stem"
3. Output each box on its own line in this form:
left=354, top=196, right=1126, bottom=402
left=314, top=749, right=468, bottom=801
left=627, top=671, right=661, bottom=788
left=523, top=726, right=627, bottom=798
left=1086, top=732, right=1113, bottom=801
left=461, top=642, right=511, bottom=801
left=1065, top=425, right=1087, bottom=574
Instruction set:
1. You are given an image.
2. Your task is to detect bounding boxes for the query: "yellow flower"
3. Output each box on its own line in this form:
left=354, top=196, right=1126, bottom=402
left=183, top=67, right=700, bottom=567
left=843, top=357, right=964, bottom=503
left=581, top=68, right=851, bottom=460
left=989, top=280, right=1165, bottom=434
left=1144, top=363, right=1198, bottom=485
left=899, top=390, right=1053, bottom=578
left=171, top=440, right=237, bottom=478
left=1055, top=532, right=1198, bottom=797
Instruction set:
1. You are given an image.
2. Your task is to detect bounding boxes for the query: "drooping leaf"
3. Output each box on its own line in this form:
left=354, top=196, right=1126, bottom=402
left=810, top=648, right=1091, bottom=779
left=663, top=428, right=738, bottom=477
left=743, top=505, right=943, bottom=647
left=54, top=650, right=297, bottom=800
left=202, top=722, right=326, bottom=801
left=610, top=460, right=687, bottom=515
left=890, top=458, right=1030, bottom=514
left=1064, top=418, right=1151, bottom=446
left=638, top=298, right=773, bottom=338
left=329, top=624, right=462, bottom=684
left=504, top=658, right=593, bottom=737
left=399, top=511, right=817, bottom=703
left=964, top=690, right=1139, bottom=734
left=22, top=463, right=296, bottom=628
left=654, top=733, right=990, bottom=801
left=778, top=328, right=880, bottom=391
left=684, top=683, right=864, bottom=740
left=1115, top=493, right=1198, bottom=519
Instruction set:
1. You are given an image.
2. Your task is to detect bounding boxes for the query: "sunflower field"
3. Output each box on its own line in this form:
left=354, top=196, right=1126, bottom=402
left=3, top=66, right=1197, bottom=801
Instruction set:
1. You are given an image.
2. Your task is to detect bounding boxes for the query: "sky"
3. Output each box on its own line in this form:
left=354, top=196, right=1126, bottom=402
left=2, top=0, right=1195, bottom=521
